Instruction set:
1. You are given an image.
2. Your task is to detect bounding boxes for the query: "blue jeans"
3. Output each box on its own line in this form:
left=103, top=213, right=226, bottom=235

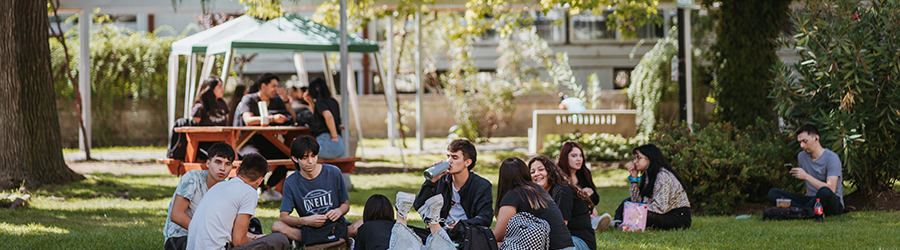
left=570, top=236, right=589, bottom=250
left=389, top=222, right=455, bottom=250
left=316, top=133, right=345, bottom=159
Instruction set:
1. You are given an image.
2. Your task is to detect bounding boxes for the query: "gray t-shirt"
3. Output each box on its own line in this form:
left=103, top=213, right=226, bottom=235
left=798, top=149, right=844, bottom=207
left=164, top=170, right=208, bottom=240
left=187, top=177, right=258, bottom=250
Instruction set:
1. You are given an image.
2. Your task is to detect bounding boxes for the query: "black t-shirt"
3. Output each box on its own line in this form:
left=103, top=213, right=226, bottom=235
left=550, top=184, right=595, bottom=250
left=576, top=171, right=600, bottom=205
left=500, top=186, right=574, bottom=250
left=311, top=97, right=341, bottom=136
left=191, top=99, right=230, bottom=126
left=353, top=220, right=394, bottom=250
left=233, top=93, right=292, bottom=127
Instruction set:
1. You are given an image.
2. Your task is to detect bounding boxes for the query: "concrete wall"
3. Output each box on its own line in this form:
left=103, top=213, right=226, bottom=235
left=347, top=91, right=629, bottom=139
left=58, top=100, right=169, bottom=148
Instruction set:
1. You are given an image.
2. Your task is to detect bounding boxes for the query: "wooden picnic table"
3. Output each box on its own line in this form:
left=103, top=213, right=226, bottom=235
left=174, top=126, right=310, bottom=163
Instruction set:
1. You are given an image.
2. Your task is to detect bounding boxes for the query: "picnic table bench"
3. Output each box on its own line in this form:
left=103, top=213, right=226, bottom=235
left=529, top=110, right=638, bottom=153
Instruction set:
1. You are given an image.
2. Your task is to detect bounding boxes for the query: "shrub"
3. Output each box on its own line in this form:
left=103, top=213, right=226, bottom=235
left=770, top=0, right=900, bottom=196
left=541, top=132, right=648, bottom=162
left=651, top=121, right=799, bottom=215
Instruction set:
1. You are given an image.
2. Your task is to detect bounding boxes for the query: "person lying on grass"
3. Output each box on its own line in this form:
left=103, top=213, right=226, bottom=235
left=271, top=135, right=362, bottom=247
left=187, top=153, right=291, bottom=250
left=164, top=142, right=235, bottom=250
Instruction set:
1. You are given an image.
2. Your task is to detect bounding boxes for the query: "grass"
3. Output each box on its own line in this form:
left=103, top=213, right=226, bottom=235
left=62, top=146, right=167, bottom=155
left=4, top=151, right=899, bottom=249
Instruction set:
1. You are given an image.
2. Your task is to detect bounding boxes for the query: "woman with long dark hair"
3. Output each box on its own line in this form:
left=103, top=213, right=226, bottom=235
left=557, top=142, right=610, bottom=230
left=613, top=144, right=691, bottom=230
left=191, top=75, right=229, bottom=126
left=305, top=77, right=344, bottom=159
left=355, top=194, right=395, bottom=250
left=529, top=156, right=596, bottom=250
left=495, top=157, right=574, bottom=250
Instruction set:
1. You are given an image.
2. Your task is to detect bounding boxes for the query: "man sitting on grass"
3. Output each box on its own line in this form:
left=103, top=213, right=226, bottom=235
left=164, top=142, right=235, bottom=250
left=186, top=153, right=291, bottom=250
left=271, top=136, right=362, bottom=248
left=768, top=123, right=845, bottom=216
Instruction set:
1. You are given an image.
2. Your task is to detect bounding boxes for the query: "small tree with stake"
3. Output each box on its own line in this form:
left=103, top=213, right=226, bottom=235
left=771, top=0, right=900, bottom=200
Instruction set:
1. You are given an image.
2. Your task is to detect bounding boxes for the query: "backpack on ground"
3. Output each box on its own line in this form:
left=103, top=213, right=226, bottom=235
left=452, top=220, right=499, bottom=250
left=499, top=212, right=550, bottom=250
left=762, top=206, right=815, bottom=221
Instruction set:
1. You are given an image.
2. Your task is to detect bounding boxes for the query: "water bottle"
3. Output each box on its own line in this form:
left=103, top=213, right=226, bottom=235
left=257, top=101, right=269, bottom=126
left=423, top=161, right=451, bottom=179
left=814, top=198, right=824, bottom=222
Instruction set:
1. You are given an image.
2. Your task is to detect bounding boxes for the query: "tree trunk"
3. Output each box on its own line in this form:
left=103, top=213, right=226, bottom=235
left=0, top=0, right=84, bottom=190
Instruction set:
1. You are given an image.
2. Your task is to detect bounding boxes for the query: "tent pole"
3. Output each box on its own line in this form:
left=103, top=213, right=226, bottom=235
left=346, top=62, right=364, bottom=160
left=201, top=54, right=215, bottom=83
left=221, top=49, right=234, bottom=89
left=183, top=53, right=196, bottom=118
left=340, top=0, right=351, bottom=157
left=168, top=53, right=179, bottom=144
left=415, top=10, right=424, bottom=151
left=323, top=54, right=336, bottom=95
left=293, top=53, right=309, bottom=87
left=79, top=9, right=92, bottom=152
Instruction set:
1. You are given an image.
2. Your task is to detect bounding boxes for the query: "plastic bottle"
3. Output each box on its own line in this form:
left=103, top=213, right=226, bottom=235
left=814, top=198, right=824, bottom=222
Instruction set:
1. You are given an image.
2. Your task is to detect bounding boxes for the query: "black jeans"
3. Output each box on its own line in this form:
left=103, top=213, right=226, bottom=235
left=614, top=197, right=692, bottom=230
left=768, top=187, right=843, bottom=216
left=238, top=135, right=290, bottom=190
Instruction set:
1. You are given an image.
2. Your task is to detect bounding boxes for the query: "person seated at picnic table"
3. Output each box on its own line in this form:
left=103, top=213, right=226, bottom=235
left=235, top=73, right=296, bottom=201
left=530, top=155, right=599, bottom=250
left=164, top=142, right=235, bottom=250
left=304, top=77, right=345, bottom=159
left=271, top=136, right=362, bottom=247
left=289, top=86, right=314, bottom=126
left=557, top=142, right=611, bottom=231
left=610, top=144, right=691, bottom=230
left=768, top=123, right=845, bottom=216
left=495, top=157, right=574, bottom=250
left=189, top=75, right=230, bottom=160
left=186, top=153, right=291, bottom=250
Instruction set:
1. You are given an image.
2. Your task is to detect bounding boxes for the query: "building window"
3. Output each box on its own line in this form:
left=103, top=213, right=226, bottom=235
left=571, top=11, right=616, bottom=41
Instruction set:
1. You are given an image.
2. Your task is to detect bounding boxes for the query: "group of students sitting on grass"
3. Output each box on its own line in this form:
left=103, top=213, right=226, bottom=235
left=163, top=123, right=844, bottom=250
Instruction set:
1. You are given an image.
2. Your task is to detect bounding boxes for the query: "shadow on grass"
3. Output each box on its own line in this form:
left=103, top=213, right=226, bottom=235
left=34, top=173, right=178, bottom=201
left=0, top=206, right=167, bottom=249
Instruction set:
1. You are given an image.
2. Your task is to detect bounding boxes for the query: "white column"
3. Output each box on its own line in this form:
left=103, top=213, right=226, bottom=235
left=385, top=16, right=397, bottom=147
left=220, top=49, right=234, bottom=87
left=415, top=11, right=424, bottom=151
left=323, top=54, right=336, bottom=96
left=293, top=53, right=309, bottom=86
left=167, top=54, right=179, bottom=143
left=135, top=14, right=149, bottom=32
left=685, top=8, right=693, bottom=124
left=79, top=9, right=92, bottom=152
left=201, top=54, right=215, bottom=83
left=182, top=53, right=195, bottom=118
left=340, top=0, right=351, bottom=156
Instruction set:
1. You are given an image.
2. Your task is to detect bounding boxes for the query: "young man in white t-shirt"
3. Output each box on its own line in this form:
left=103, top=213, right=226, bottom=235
left=186, top=153, right=291, bottom=250
left=164, top=142, right=235, bottom=250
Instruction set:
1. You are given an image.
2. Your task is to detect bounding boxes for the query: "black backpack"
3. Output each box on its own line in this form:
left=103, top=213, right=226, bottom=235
left=762, top=206, right=815, bottom=221
left=167, top=118, right=196, bottom=160
left=452, top=220, right=498, bottom=250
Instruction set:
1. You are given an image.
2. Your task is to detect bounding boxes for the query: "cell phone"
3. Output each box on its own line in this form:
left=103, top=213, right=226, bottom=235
left=784, top=163, right=793, bottom=169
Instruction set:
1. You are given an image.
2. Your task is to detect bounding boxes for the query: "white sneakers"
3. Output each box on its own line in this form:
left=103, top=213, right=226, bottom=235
left=258, top=189, right=282, bottom=202
left=592, top=213, right=612, bottom=232
left=420, top=194, right=444, bottom=224
left=395, top=191, right=416, bottom=219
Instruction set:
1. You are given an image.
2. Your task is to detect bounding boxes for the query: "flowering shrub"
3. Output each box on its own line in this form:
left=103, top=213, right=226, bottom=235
left=541, top=132, right=649, bottom=162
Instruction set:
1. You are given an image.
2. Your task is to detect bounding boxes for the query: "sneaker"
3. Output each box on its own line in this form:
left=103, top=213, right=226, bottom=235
left=259, top=189, right=282, bottom=202
left=347, top=237, right=355, bottom=250
left=395, top=191, right=416, bottom=219
left=420, top=194, right=444, bottom=224
left=593, top=213, right=612, bottom=232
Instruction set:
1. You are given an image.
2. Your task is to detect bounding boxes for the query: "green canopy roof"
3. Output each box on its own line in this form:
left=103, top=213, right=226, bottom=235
left=206, top=15, right=380, bottom=54
left=170, top=15, right=263, bottom=55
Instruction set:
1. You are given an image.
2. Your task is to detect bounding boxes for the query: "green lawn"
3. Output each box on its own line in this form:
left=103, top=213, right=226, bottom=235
left=3, top=151, right=899, bottom=249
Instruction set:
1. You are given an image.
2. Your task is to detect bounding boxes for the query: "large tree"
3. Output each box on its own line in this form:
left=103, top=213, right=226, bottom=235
left=0, top=0, right=83, bottom=190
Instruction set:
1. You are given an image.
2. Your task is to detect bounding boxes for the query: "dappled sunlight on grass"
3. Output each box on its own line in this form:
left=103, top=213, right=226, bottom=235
left=0, top=222, right=69, bottom=235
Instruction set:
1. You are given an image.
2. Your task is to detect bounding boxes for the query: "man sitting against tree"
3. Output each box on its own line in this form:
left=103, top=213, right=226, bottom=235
left=186, top=153, right=290, bottom=250
left=768, top=123, right=844, bottom=216
left=163, top=142, right=235, bottom=250
left=271, top=136, right=362, bottom=248
left=414, top=139, right=494, bottom=240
